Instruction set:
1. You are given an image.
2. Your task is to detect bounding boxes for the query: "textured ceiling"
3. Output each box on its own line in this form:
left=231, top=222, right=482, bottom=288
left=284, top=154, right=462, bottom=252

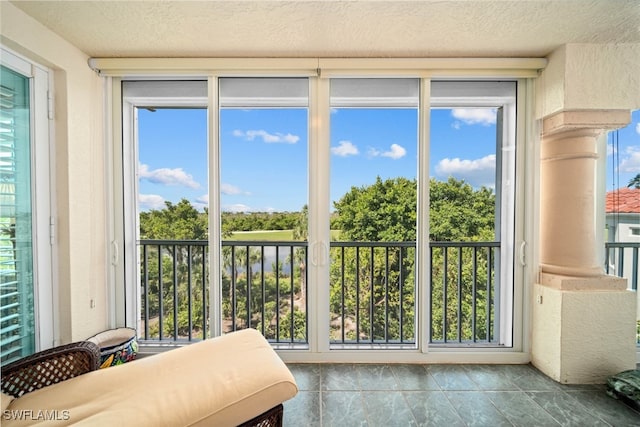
left=9, top=0, right=640, bottom=58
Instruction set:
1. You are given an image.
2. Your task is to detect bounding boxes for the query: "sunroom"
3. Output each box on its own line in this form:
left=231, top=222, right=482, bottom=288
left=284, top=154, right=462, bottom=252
left=1, top=1, right=640, bottom=420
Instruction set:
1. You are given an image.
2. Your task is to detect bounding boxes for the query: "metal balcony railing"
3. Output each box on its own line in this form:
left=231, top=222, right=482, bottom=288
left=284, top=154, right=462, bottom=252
left=604, top=242, right=640, bottom=291
left=138, top=239, right=507, bottom=348
left=604, top=242, right=640, bottom=344
left=139, top=240, right=209, bottom=342
left=429, top=241, right=500, bottom=346
left=138, top=240, right=640, bottom=347
left=220, top=241, right=308, bottom=345
left=329, top=242, right=417, bottom=347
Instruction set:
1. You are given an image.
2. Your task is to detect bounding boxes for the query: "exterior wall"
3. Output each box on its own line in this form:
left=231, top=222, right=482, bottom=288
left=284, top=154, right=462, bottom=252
left=0, top=2, right=108, bottom=343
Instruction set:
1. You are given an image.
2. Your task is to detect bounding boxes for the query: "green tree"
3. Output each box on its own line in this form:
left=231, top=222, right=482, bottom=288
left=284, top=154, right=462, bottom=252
left=140, top=198, right=207, bottom=240
left=141, top=178, right=498, bottom=344
left=331, top=176, right=417, bottom=342
left=628, top=173, right=640, bottom=189
left=429, top=177, right=495, bottom=241
left=330, top=176, right=496, bottom=344
left=334, top=176, right=417, bottom=242
left=139, top=199, right=208, bottom=339
left=428, top=178, right=496, bottom=342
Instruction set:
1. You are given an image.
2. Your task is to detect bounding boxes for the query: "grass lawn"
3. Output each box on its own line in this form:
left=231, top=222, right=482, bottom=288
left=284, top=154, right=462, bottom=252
left=227, top=230, right=342, bottom=241
left=227, top=230, right=294, bottom=241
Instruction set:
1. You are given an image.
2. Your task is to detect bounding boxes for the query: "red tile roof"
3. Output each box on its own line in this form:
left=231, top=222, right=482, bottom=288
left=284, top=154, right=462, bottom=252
left=606, top=188, right=640, bottom=213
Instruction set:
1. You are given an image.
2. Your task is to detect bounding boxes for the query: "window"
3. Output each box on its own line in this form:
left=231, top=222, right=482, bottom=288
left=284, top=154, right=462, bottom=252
left=329, top=78, right=419, bottom=346
left=430, top=81, right=518, bottom=347
left=117, top=75, right=524, bottom=357
left=0, top=48, right=53, bottom=364
left=120, top=80, right=208, bottom=338
left=219, top=78, right=310, bottom=344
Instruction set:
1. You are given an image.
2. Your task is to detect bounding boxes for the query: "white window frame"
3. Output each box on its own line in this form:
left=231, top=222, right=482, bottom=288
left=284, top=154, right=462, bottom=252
left=118, top=80, right=208, bottom=331
left=429, top=81, right=522, bottom=351
left=109, top=66, right=531, bottom=364
left=1, top=47, right=56, bottom=351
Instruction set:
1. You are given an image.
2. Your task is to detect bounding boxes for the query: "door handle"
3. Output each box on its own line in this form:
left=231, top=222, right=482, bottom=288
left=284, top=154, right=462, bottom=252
left=310, top=241, right=328, bottom=266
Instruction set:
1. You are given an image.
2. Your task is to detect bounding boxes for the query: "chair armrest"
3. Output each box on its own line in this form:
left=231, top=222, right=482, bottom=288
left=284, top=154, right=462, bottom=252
left=1, top=341, right=100, bottom=398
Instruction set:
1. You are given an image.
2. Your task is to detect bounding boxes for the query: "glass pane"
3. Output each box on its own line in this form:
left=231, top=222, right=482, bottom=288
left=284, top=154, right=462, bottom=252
left=604, top=109, right=640, bottom=343
left=219, top=77, right=309, bottom=345
left=429, top=105, right=499, bottom=344
left=329, top=78, right=419, bottom=346
left=0, top=65, right=35, bottom=364
left=137, top=107, right=209, bottom=341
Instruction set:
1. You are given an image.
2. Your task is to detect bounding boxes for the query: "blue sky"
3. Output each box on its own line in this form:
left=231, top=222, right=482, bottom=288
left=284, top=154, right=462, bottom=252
left=137, top=107, right=640, bottom=212
left=607, top=109, right=640, bottom=192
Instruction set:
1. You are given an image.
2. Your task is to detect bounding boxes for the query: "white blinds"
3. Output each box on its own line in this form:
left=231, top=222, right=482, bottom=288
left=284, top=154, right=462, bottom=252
left=330, top=78, right=420, bottom=108
left=219, top=78, right=309, bottom=108
left=122, top=80, right=208, bottom=106
left=0, top=65, right=35, bottom=365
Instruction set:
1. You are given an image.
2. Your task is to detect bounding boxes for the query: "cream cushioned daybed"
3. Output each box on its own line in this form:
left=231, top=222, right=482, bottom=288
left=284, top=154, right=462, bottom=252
left=1, top=328, right=298, bottom=426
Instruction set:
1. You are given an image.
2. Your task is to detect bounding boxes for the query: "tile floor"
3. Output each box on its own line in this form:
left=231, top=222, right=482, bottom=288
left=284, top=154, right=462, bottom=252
left=283, top=364, right=640, bottom=427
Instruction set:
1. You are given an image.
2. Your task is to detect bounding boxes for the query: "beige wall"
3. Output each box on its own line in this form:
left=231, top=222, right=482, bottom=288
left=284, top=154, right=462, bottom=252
left=1, top=2, right=108, bottom=343
left=537, top=43, right=640, bottom=118
left=533, top=43, right=640, bottom=381
left=532, top=283, right=636, bottom=383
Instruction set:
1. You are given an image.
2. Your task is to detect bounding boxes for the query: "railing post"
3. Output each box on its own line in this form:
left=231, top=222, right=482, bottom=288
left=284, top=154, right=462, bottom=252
left=158, top=244, right=163, bottom=341
left=172, top=244, right=178, bottom=341
left=187, top=245, right=192, bottom=341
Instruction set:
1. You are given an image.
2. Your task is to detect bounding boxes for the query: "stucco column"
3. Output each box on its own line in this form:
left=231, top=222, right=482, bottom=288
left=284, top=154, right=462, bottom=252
left=540, top=110, right=629, bottom=277
left=533, top=109, right=636, bottom=384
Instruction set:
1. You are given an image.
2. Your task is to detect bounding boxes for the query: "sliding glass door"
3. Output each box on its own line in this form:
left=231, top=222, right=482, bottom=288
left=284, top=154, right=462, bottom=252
left=0, top=49, right=52, bottom=364
left=0, top=64, right=35, bottom=364
left=219, top=78, right=310, bottom=346
left=120, top=77, right=522, bottom=355
left=328, top=78, right=419, bottom=348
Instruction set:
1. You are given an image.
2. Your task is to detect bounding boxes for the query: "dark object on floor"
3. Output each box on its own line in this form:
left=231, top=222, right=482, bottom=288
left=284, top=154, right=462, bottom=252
left=607, top=369, right=640, bottom=412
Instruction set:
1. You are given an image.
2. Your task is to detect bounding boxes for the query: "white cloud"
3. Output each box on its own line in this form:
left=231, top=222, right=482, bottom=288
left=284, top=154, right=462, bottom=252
left=619, top=146, right=640, bottom=173
left=233, top=129, right=299, bottom=144
left=381, top=143, right=406, bottom=160
left=224, top=203, right=252, bottom=213
left=193, top=194, right=209, bottom=211
left=368, top=143, right=407, bottom=160
left=451, top=108, right=497, bottom=126
left=139, top=163, right=199, bottom=189
left=435, top=154, right=496, bottom=187
left=221, top=183, right=244, bottom=195
left=331, top=140, right=359, bottom=157
left=138, top=194, right=166, bottom=211
left=636, top=122, right=640, bottom=135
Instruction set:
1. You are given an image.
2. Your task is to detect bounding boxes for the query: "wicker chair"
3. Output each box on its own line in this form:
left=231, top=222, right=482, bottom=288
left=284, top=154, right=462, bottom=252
left=1, top=337, right=288, bottom=427
left=1, top=341, right=100, bottom=398
left=239, top=404, right=284, bottom=427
